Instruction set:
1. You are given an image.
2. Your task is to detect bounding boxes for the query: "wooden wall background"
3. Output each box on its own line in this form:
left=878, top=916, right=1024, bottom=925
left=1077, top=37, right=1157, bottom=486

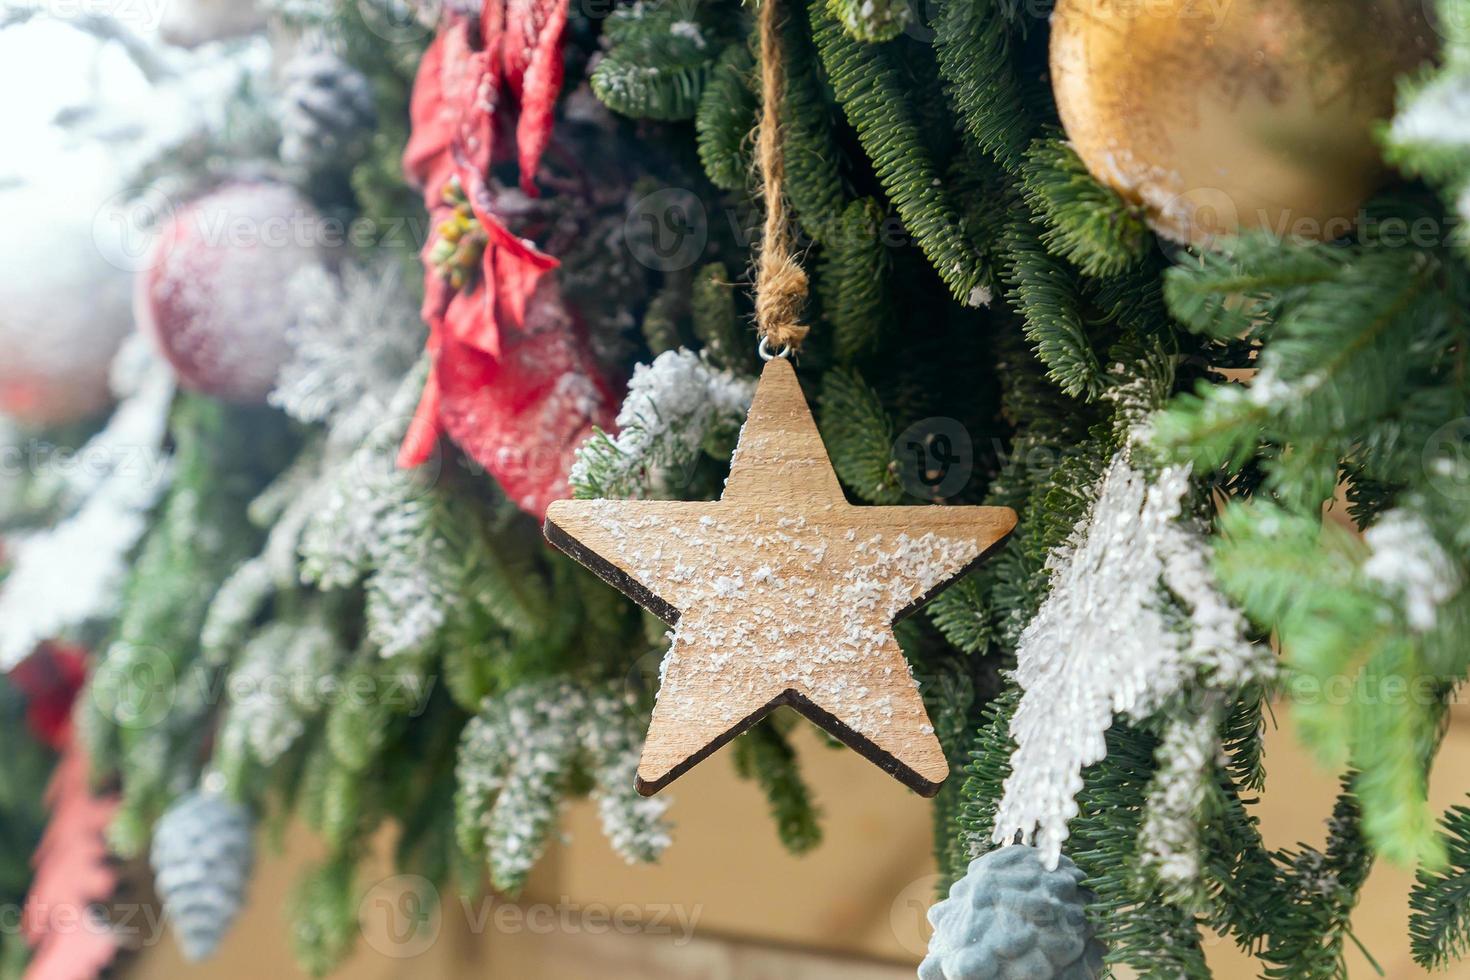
left=123, top=706, right=1470, bottom=979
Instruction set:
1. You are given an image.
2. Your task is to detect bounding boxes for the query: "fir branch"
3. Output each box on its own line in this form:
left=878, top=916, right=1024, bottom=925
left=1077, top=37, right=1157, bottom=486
left=571, top=349, right=754, bottom=500
left=592, top=0, right=734, bottom=121
left=826, top=0, right=910, bottom=43
left=691, top=262, right=751, bottom=371
left=641, top=274, right=688, bottom=355
left=925, top=569, right=995, bottom=655
left=779, top=6, right=849, bottom=243
left=817, top=198, right=892, bottom=360
left=1022, top=138, right=1149, bottom=279
left=1214, top=503, right=1448, bottom=869
left=1001, top=215, right=1105, bottom=399
left=290, top=854, right=360, bottom=977
left=456, top=680, right=669, bottom=894
left=1259, top=778, right=1376, bottom=980
left=1411, top=803, right=1470, bottom=969
left=83, top=398, right=293, bottom=852
left=733, top=717, right=823, bottom=854
left=1161, top=234, right=1345, bottom=341
left=811, top=6, right=990, bottom=306
left=696, top=43, right=757, bottom=191
left=932, top=0, right=1035, bottom=172
left=818, top=368, right=904, bottom=503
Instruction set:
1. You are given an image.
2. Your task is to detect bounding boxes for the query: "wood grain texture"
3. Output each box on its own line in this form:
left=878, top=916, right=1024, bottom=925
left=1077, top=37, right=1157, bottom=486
left=545, top=357, right=1017, bottom=798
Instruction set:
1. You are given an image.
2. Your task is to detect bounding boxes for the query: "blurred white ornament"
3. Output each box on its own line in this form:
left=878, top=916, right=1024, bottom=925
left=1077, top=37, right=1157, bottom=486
left=0, top=12, right=267, bottom=426
left=0, top=174, right=134, bottom=426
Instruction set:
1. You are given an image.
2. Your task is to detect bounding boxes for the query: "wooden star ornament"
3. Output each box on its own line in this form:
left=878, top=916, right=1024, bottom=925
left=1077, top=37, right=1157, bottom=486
left=544, top=357, right=1017, bottom=797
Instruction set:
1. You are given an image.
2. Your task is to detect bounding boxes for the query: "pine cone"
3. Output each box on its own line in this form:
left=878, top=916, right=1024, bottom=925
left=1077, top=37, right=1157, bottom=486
left=151, top=790, right=255, bottom=961
left=277, top=47, right=376, bottom=173
left=920, top=845, right=1105, bottom=980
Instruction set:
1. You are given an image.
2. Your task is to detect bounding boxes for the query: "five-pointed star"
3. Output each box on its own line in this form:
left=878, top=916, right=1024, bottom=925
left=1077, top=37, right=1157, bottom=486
left=545, top=357, right=1016, bottom=797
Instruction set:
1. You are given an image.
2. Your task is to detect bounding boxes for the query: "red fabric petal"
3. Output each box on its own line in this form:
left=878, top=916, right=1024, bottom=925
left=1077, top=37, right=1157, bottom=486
left=399, top=0, right=605, bottom=517
left=435, top=278, right=618, bottom=519
left=443, top=272, right=499, bottom=357
left=453, top=46, right=500, bottom=190
left=397, top=367, right=445, bottom=469
left=402, top=31, right=453, bottom=192
left=510, top=0, right=569, bottom=195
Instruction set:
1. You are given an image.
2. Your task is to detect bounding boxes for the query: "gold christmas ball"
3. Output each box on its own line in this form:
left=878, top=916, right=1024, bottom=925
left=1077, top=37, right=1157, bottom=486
left=1050, top=0, right=1436, bottom=245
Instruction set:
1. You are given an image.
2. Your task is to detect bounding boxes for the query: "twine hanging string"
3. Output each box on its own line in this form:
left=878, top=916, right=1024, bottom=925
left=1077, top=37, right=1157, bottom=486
left=754, top=0, right=810, bottom=358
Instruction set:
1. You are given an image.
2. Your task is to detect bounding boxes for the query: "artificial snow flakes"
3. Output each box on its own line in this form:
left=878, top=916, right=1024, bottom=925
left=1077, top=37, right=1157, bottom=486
left=215, top=618, right=344, bottom=780
left=270, top=260, right=422, bottom=438
left=992, top=453, right=1272, bottom=869
left=569, top=348, right=755, bottom=499
left=228, top=259, right=455, bottom=661
left=276, top=43, right=376, bottom=176
left=455, top=680, right=671, bottom=893
left=1137, top=700, right=1228, bottom=898
left=1389, top=74, right=1470, bottom=153
left=1363, top=508, right=1460, bottom=633
left=548, top=357, right=1017, bottom=796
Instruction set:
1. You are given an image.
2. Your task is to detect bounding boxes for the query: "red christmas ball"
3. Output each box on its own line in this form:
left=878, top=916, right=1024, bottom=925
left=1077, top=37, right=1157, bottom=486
left=135, top=182, right=331, bottom=403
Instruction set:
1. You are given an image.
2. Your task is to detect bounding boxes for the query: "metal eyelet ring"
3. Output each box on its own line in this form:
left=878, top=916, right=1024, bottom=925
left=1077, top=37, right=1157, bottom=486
left=758, top=337, right=793, bottom=361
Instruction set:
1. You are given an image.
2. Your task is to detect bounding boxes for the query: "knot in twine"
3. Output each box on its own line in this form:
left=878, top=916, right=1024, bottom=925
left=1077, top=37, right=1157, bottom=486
left=754, top=0, right=810, bottom=354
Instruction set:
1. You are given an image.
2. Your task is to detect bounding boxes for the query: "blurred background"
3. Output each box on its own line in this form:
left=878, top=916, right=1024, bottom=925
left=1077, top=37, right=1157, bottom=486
left=122, top=708, right=1470, bottom=979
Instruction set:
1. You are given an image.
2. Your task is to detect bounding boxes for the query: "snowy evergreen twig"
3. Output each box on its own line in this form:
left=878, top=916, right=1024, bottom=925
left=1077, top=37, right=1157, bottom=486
left=993, top=453, right=1272, bottom=869
left=570, top=348, right=754, bottom=500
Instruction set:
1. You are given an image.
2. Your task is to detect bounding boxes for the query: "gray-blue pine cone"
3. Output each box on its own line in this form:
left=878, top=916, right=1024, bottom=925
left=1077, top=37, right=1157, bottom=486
left=151, top=791, right=255, bottom=962
left=919, top=845, right=1104, bottom=980
left=277, top=48, right=376, bottom=172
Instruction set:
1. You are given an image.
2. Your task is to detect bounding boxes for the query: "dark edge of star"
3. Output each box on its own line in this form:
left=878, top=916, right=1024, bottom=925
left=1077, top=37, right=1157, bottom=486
left=630, top=689, right=947, bottom=799
left=544, top=516, right=681, bottom=625
left=891, top=511, right=1018, bottom=623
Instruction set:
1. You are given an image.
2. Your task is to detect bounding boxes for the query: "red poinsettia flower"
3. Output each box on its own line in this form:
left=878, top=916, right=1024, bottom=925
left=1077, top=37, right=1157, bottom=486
left=9, top=642, right=89, bottom=751
left=399, top=0, right=618, bottom=518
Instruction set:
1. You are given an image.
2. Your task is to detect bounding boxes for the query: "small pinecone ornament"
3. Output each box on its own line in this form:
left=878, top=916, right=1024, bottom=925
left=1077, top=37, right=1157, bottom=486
left=920, top=846, right=1104, bottom=980
left=151, top=789, right=256, bottom=962
left=135, top=181, right=331, bottom=402
left=278, top=46, right=377, bottom=174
